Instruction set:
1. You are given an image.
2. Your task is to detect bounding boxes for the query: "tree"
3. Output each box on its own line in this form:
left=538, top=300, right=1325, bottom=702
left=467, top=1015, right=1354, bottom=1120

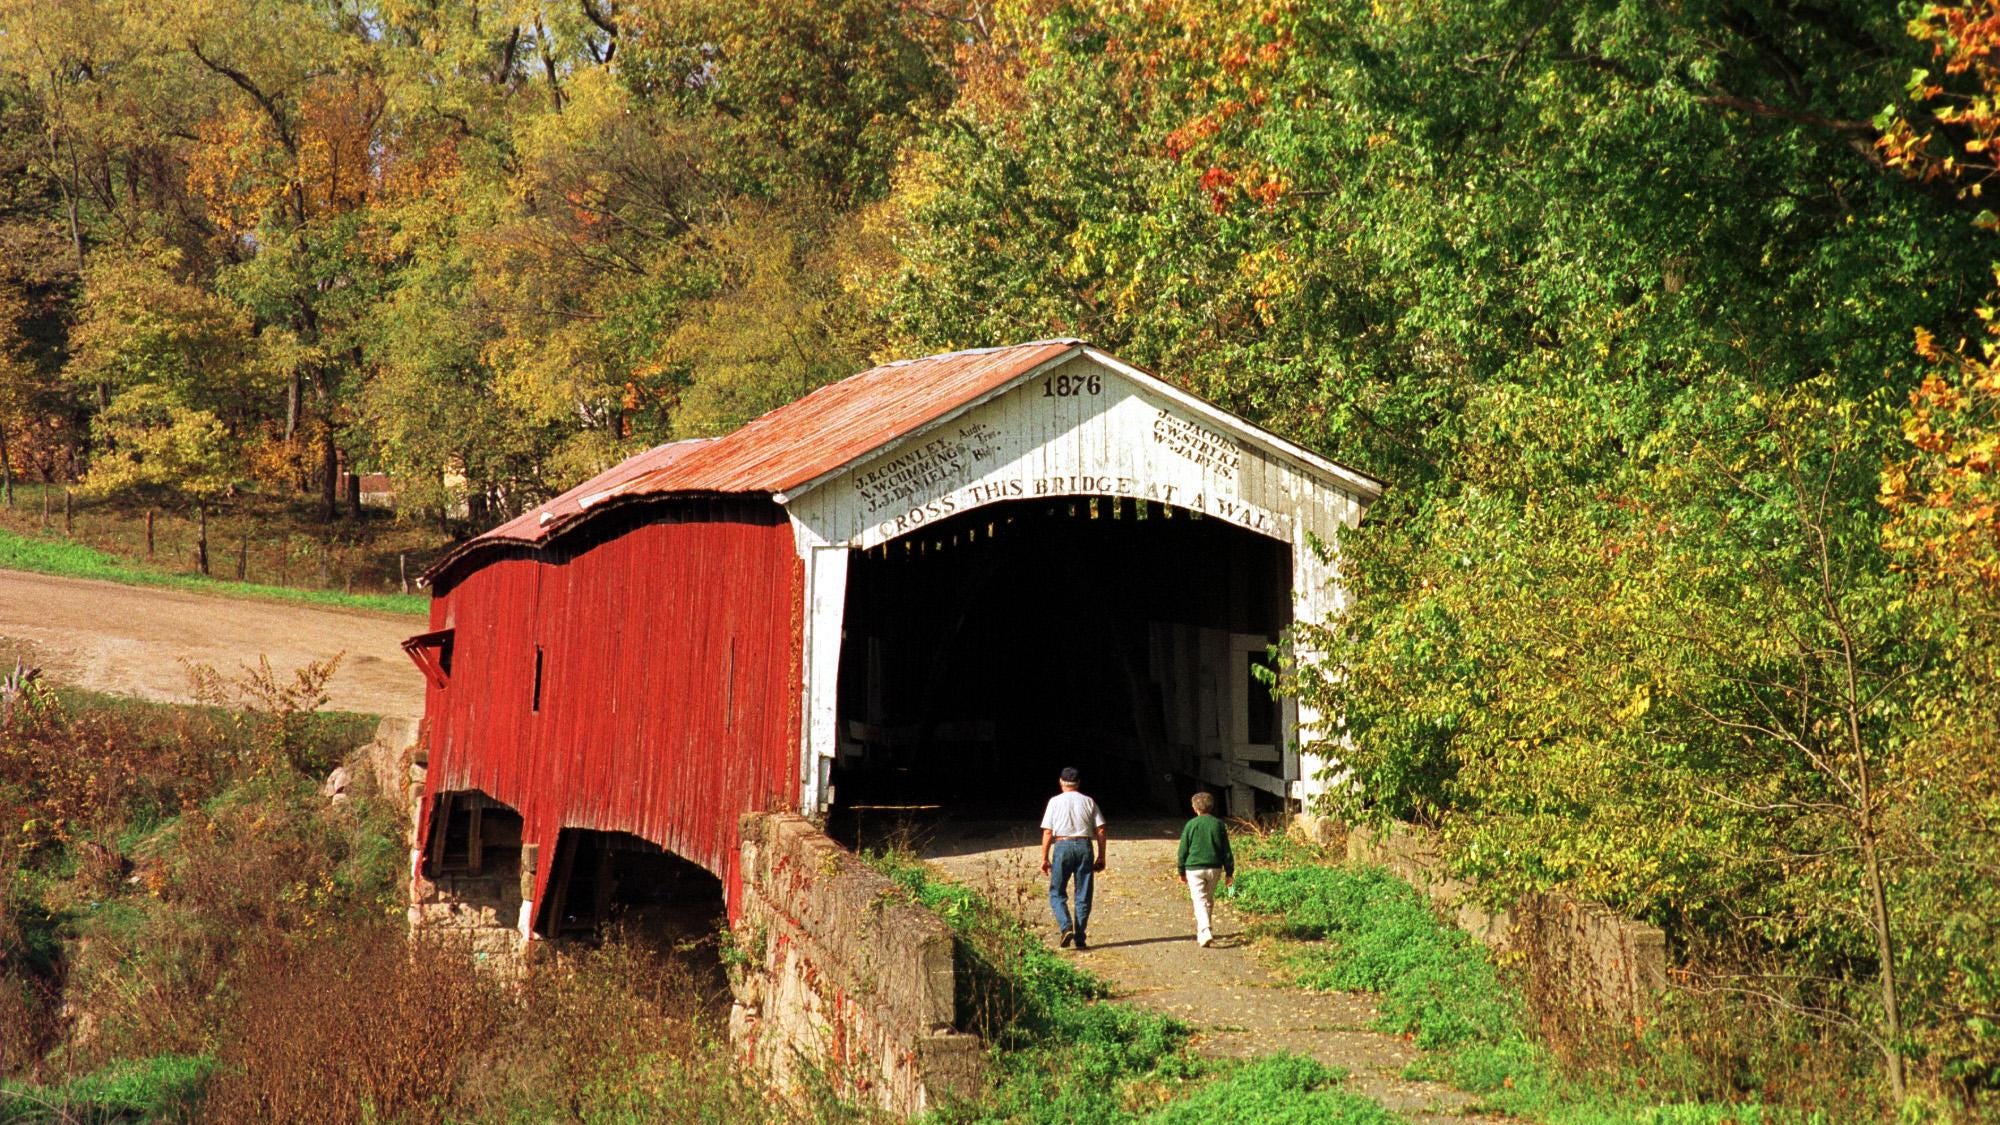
left=882, top=0, right=1997, bottom=1107
left=66, top=244, right=262, bottom=572
left=80, top=385, right=241, bottom=573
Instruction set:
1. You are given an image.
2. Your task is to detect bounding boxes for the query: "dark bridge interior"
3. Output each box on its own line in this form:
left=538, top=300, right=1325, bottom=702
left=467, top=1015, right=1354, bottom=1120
left=829, top=495, right=1290, bottom=838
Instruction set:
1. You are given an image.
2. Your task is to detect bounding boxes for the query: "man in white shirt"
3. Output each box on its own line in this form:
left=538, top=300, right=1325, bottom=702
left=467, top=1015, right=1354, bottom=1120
left=1039, top=766, right=1108, bottom=950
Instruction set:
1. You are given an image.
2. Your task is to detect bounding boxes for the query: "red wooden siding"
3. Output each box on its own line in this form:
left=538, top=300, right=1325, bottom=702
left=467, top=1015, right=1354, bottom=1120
left=416, top=499, right=803, bottom=920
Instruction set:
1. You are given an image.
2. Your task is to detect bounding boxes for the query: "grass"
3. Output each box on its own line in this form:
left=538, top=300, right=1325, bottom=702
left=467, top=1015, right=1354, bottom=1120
left=0, top=1054, right=212, bottom=1123
left=0, top=524, right=427, bottom=615
left=1141, top=1055, right=1402, bottom=1125
left=0, top=484, right=440, bottom=616
left=1228, top=839, right=1841, bottom=1125
left=866, top=850, right=1421, bottom=1124
left=1233, top=862, right=1516, bottom=1051
left=867, top=849, right=1201, bottom=1122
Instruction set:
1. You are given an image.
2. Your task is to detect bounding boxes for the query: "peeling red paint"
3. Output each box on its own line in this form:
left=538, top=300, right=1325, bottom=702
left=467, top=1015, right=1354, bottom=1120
left=414, top=499, right=803, bottom=921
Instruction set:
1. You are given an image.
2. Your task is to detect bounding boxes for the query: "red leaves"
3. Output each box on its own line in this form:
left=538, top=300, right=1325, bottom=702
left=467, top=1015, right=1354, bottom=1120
left=1882, top=1, right=2000, bottom=195
left=1199, top=165, right=1237, bottom=212
left=1884, top=327, right=2000, bottom=589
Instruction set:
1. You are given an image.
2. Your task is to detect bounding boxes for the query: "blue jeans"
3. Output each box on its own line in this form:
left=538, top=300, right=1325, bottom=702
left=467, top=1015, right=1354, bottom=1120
left=1048, top=839, right=1095, bottom=938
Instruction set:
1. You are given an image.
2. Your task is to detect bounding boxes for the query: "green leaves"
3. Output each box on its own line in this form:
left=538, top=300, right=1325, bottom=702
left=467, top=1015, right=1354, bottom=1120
left=878, top=1, right=2000, bottom=1104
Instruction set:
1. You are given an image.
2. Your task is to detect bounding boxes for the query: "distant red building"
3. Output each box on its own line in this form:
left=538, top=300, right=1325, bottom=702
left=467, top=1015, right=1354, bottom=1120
left=406, top=341, right=1381, bottom=945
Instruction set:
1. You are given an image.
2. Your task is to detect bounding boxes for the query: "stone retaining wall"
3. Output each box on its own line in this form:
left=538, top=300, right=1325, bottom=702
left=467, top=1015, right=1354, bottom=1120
left=1345, top=820, right=1667, bottom=1023
left=397, top=719, right=532, bottom=973
left=360, top=715, right=418, bottom=801
left=731, top=813, right=983, bottom=1115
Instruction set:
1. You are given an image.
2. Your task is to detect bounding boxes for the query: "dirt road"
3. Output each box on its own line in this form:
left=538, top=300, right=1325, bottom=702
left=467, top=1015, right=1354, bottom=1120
left=0, top=570, right=428, bottom=719
left=922, top=820, right=1502, bottom=1125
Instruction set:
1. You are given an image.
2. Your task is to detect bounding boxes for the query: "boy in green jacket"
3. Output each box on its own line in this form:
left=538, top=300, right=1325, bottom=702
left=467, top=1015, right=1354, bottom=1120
left=1176, top=791, right=1234, bottom=947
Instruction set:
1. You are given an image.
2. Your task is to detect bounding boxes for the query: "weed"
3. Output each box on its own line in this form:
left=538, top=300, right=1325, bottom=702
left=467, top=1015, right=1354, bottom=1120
left=450, top=939, right=772, bottom=1124
left=0, top=687, right=792, bottom=1123
left=1140, top=1054, right=1399, bottom=1125
left=201, top=929, right=501, bottom=1125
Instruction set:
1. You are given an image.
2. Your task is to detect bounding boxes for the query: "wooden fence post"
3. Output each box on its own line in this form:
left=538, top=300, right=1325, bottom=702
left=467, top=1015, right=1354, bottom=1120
left=62, top=488, right=72, bottom=536
left=146, top=509, right=155, bottom=557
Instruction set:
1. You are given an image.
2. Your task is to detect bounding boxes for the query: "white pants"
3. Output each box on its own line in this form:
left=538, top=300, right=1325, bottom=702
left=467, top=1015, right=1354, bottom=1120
left=1185, top=867, right=1223, bottom=944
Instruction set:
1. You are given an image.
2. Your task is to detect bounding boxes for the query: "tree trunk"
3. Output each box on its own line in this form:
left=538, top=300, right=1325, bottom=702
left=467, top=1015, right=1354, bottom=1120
left=1822, top=506, right=1907, bottom=1105
left=320, top=421, right=337, bottom=522
left=1, top=425, right=12, bottom=509
left=48, top=132, right=85, bottom=272
left=196, top=503, right=210, bottom=577
left=1848, top=688, right=1906, bottom=1102
left=285, top=373, right=300, bottom=440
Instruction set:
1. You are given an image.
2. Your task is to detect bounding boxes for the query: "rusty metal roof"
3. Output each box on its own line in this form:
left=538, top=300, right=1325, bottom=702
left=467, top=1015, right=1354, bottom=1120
left=592, top=339, right=1082, bottom=500
left=453, top=438, right=715, bottom=551
left=425, top=339, right=1385, bottom=585
left=422, top=343, right=1078, bottom=584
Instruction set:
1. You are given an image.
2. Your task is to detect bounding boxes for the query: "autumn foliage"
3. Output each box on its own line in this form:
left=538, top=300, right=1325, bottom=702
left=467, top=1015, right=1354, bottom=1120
left=5, top=0, right=2000, bottom=1119
left=1885, top=322, right=2000, bottom=593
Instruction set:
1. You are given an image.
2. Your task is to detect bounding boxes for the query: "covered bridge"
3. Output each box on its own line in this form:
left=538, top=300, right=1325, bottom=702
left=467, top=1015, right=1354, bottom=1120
left=404, top=340, right=1381, bottom=949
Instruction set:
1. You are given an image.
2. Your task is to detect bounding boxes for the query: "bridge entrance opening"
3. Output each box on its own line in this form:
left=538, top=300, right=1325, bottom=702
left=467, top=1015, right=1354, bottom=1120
left=537, top=829, right=730, bottom=1009
left=830, top=495, right=1292, bottom=837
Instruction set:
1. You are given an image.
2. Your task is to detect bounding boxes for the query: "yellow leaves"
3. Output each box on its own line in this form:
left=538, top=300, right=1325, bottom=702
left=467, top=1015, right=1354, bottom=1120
left=188, top=104, right=290, bottom=233
left=186, top=74, right=387, bottom=233
left=1884, top=1, right=2000, bottom=192
left=1235, top=243, right=1301, bottom=327
left=1613, top=684, right=1652, bottom=724
left=296, top=75, right=386, bottom=215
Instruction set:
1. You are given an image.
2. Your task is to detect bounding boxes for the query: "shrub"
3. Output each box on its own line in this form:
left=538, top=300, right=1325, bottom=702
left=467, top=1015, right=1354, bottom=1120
left=449, top=939, right=771, bottom=1124
left=201, top=929, right=501, bottom=1125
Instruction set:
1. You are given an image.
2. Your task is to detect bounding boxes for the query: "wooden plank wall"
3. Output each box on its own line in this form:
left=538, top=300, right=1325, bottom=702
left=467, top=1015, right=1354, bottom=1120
left=418, top=499, right=804, bottom=922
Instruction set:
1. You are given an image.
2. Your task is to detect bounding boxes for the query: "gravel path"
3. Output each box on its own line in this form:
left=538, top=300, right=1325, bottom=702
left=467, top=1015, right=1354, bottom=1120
left=921, top=818, right=1504, bottom=1124
left=0, top=569, right=428, bottom=719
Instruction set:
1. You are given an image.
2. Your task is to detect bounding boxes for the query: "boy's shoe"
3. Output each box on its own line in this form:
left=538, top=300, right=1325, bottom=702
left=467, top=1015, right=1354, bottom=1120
left=1059, top=929, right=1075, bottom=948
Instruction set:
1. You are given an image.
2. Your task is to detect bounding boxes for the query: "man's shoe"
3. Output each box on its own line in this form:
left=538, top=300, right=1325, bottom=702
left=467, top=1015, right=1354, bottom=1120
left=1073, top=934, right=1089, bottom=950
left=1059, top=929, right=1074, bottom=948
